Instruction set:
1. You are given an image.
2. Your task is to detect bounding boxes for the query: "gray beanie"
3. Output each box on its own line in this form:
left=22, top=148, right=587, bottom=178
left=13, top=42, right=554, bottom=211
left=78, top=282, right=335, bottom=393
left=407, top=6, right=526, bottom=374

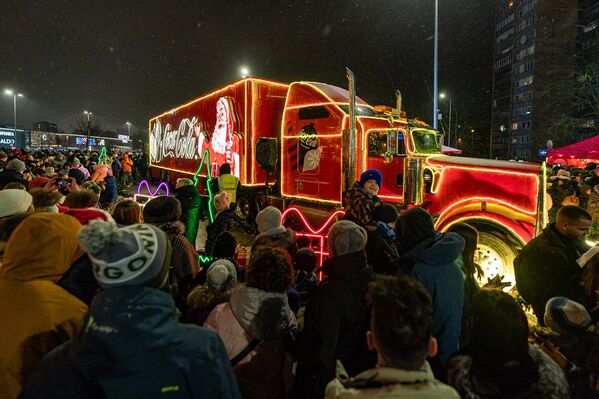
left=78, top=220, right=170, bottom=289
left=6, top=158, right=26, bottom=173
left=328, top=220, right=367, bottom=257
left=256, top=206, right=282, bottom=231
left=207, top=259, right=237, bottom=290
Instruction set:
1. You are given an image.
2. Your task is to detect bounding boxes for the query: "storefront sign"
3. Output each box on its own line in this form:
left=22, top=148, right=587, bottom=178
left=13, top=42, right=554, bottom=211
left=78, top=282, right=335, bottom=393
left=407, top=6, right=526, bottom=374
left=0, top=131, right=16, bottom=146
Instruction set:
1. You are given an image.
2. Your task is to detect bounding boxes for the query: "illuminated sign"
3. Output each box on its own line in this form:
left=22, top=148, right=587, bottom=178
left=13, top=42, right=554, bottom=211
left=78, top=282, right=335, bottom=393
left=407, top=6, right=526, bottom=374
left=281, top=206, right=346, bottom=269
left=0, top=131, right=16, bottom=146
left=150, top=96, right=241, bottom=179
left=134, top=180, right=170, bottom=206
left=118, top=134, right=129, bottom=143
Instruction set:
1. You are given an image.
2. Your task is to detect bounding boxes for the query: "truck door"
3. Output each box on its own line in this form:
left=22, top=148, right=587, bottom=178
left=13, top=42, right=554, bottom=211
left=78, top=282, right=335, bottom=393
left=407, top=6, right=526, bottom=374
left=365, top=130, right=405, bottom=200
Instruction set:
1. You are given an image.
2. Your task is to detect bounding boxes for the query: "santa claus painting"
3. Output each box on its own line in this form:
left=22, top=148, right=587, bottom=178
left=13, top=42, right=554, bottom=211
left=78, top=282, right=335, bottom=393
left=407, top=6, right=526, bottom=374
left=195, top=97, right=241, bottom=178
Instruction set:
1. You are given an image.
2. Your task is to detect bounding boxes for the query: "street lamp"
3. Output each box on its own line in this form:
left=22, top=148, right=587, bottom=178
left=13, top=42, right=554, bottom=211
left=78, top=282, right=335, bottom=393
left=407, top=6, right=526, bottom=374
left=4, top=89, right=24, bottom=137
left=439, top=92, right=452, bottom=147
left=126, top=121, right=132, bottom=136
left=240, top=66, right=250, bottom=78
left=83, top=110, right=93, bottom=151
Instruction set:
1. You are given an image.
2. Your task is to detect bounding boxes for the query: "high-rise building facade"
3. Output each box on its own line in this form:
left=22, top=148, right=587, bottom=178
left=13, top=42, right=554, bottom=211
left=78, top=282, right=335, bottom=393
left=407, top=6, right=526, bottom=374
left=491, top=0, right=580, bottom=160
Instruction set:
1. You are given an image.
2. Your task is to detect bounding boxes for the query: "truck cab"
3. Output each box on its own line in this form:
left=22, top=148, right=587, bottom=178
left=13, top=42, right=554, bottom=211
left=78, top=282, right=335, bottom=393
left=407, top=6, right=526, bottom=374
left=280, top=81, right=443, bottom=205
left=279, top=81, right=546, bottom=287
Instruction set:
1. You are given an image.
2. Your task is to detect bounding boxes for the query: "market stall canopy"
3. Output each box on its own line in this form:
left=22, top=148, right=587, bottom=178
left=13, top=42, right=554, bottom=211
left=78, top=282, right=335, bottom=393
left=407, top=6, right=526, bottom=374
left=442, top=145, right=463, bottom=155
left=547, top=135, right=599, bottom=168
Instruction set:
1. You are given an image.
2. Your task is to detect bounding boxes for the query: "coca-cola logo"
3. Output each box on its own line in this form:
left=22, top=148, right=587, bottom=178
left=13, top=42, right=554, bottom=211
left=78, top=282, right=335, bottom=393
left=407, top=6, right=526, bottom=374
left=150, top=117, right=198, bottom=163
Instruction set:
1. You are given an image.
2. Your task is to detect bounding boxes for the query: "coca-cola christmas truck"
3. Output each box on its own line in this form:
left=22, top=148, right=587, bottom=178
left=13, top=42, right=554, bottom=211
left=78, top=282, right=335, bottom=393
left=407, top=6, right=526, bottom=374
left=149, top=71, right=547, bottom=285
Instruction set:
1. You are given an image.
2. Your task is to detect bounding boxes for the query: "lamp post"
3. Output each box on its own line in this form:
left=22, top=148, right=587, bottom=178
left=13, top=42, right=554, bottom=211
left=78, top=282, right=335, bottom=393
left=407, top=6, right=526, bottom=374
left=4, top=89, right=24, bottom=137
left=240, top=66, right=250, bottom=78
left=439, top=92, right=452, bottom=147
left=126, top=121, right=131, bottom=136
left=83, top=110, right=93, bottom=151
left=433, top=0, right=439, bottom=129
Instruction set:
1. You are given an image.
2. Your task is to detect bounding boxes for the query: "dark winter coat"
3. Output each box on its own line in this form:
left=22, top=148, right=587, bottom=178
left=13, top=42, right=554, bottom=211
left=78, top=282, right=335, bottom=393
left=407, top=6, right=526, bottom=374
left=99, top=176, right=117, bottom=207
left=403, top=232, right=465, bottom=363
left=57, top=254, right=101, bottom=306
left=514, top=223, right=591, bottom=324
left=292, top=251, right=376, bottom=399
left=548, top=180, right=576, bottom=222
left=0, top=168, right=28, bottom=189
left=20, top=286, right=241, bottom=399
left=205, top=204, right=237, bottom=256
left=587, top=185, right=599, bottom=223
left=182, top=283, right=235, bottom=327
left=175, top=184, right=202, bottom=245
left=365, top=225, right=400, bottom=275
left=343, top=182, right=381, bottom=229
left=148, top=221, right=200, bottom=309
left=252, top=226, right=298, bottom=257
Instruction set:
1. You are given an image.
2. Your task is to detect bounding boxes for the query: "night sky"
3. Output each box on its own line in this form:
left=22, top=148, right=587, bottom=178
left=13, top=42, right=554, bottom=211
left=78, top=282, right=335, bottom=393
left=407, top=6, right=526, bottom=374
left=1, top=0, right=494, bottom=139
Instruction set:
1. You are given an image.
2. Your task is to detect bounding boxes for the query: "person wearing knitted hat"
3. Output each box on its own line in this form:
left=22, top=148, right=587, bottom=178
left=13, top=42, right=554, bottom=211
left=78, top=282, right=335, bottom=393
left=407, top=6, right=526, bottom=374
left=21, top=219, right=241, bottom=398
left=0, top=213, right=87, bottom=398
left=396, top=207, right=465, bottom=364
left=293, top=220, right=376, bottom=399
left=70, top=157, right=90, bottom=180
left=253, top=206, right=298, bottom=256
left=205, top=246, right=296, bottom=399
left=184, top=259, right=239, bottom=327
left=365, top=202, right=400, bottom=275
left=541, top=295, right=599, bottom=397
left=343, top=169, right=383, bottom=230
left=0, top=157, right=29, bottom=189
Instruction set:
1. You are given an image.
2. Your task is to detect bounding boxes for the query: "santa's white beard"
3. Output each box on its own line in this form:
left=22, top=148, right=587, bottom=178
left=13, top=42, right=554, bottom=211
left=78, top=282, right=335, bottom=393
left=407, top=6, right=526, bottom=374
left=212, top=124, right=228, bottom=154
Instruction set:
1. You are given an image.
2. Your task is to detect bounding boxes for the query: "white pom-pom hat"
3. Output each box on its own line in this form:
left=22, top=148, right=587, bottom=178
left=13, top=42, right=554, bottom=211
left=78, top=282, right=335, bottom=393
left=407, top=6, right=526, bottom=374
left=78, top=220, right=171, bottom=288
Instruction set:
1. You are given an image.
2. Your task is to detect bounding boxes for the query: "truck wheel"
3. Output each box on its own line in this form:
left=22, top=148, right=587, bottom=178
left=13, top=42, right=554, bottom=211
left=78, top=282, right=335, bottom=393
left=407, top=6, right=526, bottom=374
left=475, top=231, right=518, bottom=290
left=235, top=190, right=258, bottom=221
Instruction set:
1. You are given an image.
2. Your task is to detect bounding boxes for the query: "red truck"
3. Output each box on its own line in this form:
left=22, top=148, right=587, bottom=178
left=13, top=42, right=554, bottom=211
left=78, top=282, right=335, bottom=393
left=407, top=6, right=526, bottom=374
left=149, top=71, right=547, bottom=285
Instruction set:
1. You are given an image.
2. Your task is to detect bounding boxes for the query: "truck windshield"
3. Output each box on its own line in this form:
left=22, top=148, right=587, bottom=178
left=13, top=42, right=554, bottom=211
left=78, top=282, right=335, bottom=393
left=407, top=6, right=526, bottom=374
left=410, top=128, right=443, bottom=154
left=339, top=105, right=376, bottom=117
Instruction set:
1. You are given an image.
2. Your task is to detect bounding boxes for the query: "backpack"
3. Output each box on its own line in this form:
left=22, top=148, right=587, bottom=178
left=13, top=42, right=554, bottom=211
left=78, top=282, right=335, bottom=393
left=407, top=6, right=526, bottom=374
left=232, top=328, right=296, bottom=399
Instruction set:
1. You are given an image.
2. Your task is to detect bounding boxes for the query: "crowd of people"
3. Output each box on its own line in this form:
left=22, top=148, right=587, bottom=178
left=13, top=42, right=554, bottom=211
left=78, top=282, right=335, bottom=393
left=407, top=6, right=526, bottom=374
left=0, top=146, right=598, bottom=398
left=547, top=163, right=599, bottom=231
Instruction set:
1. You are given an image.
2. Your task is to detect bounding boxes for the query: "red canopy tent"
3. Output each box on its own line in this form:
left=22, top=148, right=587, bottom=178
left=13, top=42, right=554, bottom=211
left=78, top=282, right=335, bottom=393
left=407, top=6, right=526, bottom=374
left=547, top=135, right=599, bottom=168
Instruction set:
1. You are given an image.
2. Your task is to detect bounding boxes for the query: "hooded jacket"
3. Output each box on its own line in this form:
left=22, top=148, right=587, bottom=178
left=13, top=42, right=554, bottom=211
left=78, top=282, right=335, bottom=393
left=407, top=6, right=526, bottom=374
left=0, top=168, right=29, bottom=189
left=293, top=251, right=376, bottom=399
left=121, top=154, right=133, bottom=173
left=204, top=285, right=296, bottom=362
left=21, top=286, right=241, bottom=399
left=0, top=213, right=87, bottom=399
left=402, top=232, right=465, bottom=363
left=183, top=282, right=236, bottom=327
